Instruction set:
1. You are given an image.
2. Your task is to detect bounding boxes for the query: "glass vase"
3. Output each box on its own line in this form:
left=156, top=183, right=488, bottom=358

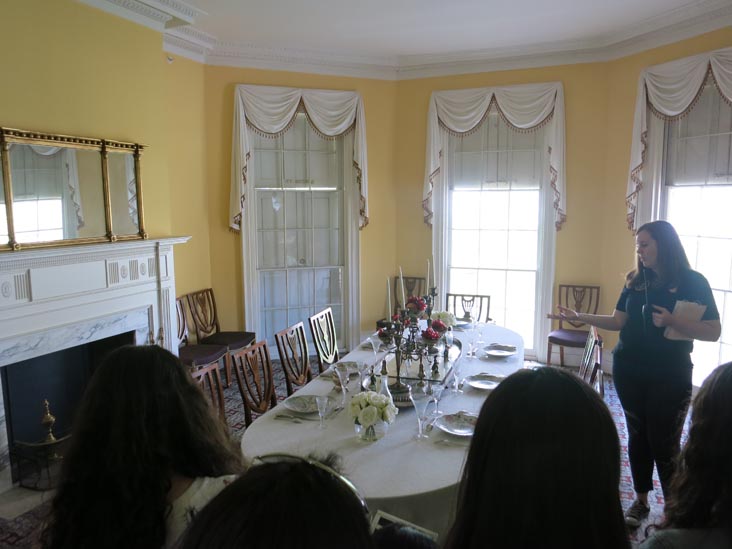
left=355, top=421, right=388, bottom=442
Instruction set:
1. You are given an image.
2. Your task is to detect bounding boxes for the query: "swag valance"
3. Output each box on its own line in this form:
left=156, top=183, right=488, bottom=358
left=229, top=84, right=369, bottom=230
left=423, top=82, right=567, bottom=229
left=626, top=46, right=732, bottom=230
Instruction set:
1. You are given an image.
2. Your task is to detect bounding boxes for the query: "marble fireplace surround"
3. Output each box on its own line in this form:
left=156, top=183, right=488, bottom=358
left=0, top=236, right=189, bottom=493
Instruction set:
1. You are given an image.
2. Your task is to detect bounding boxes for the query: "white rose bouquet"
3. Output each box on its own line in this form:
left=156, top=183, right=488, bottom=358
left=349, top=391, right=399, bottom=428
left=431, top=310, right=457, bottom=327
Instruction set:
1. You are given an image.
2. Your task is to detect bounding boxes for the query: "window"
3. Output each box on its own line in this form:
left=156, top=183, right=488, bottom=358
left=252, top=114, right=347, bottom=348
left=447, top=112, right=546, bottom=354
left=663, top=81, right=732, bottom=386
left=0, top=198, right=64, bottom=243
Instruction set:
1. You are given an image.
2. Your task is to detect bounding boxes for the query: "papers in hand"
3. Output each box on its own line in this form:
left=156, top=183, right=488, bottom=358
left=664, top=300, right=706, bottom=341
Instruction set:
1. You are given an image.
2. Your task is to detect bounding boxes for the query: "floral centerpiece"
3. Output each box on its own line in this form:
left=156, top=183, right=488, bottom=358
left=421, top=327, right=441, bottom=344
left=349, top=391, right=398, bottom=441
left=377, top=327, right=392, bottom=345
left=431, top=310, right=457, bottom=328
left=430, top=319, right=448, bottom=333
left=406, top=296, right=427, bottom=313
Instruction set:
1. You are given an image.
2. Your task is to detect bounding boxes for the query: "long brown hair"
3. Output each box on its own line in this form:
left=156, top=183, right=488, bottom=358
left=444, top=367, right=629, bottom=549
left=42, top=345, right=243, bottom=549
left=662, top=362, right=732, bottom=530
left=626, top=220, right=691, bottom=290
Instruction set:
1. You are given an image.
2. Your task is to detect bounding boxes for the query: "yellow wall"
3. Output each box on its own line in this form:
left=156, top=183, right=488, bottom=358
left=0, top=0, right=212, bottom=296
left=2, top=1, right=730, bottom=345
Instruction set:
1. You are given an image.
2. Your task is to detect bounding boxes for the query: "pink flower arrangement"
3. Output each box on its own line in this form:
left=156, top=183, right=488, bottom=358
left=406, top=296, right=427, bottom=312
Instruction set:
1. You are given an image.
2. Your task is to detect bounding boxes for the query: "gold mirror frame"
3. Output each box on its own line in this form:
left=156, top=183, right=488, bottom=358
left=0, top=127, right=147, bottom=251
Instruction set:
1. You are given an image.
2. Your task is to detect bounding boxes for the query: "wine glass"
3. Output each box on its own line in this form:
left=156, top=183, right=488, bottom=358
left=366, top=336, right=382, bottom=366
left=451, top=360, right=464, bottom=393
left=429, top=382, right=445, bottom=417
left=334, top=364, right=350, bottom=406
left=315, top=395, right=329, bottom=430
left=474, top=322, right=486, bottom=357
left=408, top=385, right=432, bottom=440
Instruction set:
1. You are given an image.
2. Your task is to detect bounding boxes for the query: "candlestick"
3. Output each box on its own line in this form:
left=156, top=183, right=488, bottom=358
left=399, top=267, right=406, bottom=309
left=386, top=277, right=391, bottom=318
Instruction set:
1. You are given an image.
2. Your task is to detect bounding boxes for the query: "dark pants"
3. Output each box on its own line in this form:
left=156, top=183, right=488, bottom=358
left=613, top=355, right=692, bottom=498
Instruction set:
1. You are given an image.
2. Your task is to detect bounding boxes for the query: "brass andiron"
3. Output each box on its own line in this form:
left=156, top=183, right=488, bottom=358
left=41, top=399, right=57, bottom=443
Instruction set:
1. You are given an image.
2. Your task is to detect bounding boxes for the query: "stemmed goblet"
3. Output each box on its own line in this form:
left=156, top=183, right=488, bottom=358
left=315, top=395, right=329, bottom=430
left=408, top=385, right=432, bottom=440
left=334, top=364, right=351, bottom=407
left=428, top=382, right=445, bottom=417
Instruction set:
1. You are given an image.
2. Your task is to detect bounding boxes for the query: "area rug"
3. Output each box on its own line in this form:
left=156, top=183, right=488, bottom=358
left=0, top=364, right=687, bottom=547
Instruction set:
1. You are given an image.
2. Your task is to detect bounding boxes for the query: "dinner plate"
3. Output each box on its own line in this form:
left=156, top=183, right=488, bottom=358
left=283, top=395, right=337, bottom=414
left=483, top=343, right=517, bottom=358
left=464, top=373, right=505, bottom=391
left=434, top=410, right=478, bottom=437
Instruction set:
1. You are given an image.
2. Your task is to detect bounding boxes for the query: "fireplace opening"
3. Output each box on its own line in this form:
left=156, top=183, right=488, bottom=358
left=1, top=330, right=135, bottom=488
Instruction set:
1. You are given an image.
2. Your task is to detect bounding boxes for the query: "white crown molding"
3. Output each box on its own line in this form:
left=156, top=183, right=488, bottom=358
left=78, top=0, right=205, bottom=31
left=81, top=0, right=732, bottom=80
left=206, top=44, right=398, bottom=80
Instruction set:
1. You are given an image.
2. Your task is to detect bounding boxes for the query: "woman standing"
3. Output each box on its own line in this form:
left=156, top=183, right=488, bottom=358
left=558, top=220, right=720, bottom=528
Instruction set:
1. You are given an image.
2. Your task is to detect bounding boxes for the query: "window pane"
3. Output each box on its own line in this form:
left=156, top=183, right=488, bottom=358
left=448, top=268, right=478, bottom=294
left=260, top=270, right=287, bottom=308
left=479, top=191, right=509, bottom=230
left=452, top=229, right=480, bottom=268
left=478, top=230, right=508, bottom=269
left=452, top=192, right=480, bottom=229
left=287, top=269, right=313, bottom=308
left=507, top=230, right=538, bottom=270
left=508, top=191, right=539, bottom=230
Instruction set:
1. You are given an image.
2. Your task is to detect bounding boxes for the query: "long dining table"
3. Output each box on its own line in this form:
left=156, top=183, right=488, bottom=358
left=240, top=323, right=524, bottom=541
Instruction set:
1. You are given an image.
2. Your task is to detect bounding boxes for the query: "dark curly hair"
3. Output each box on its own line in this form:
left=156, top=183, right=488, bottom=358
left=445, top=367, right=629, bottom=549
left=41, top=344, right=244, bottom=549
left=662, top=361, right=732, bottom=530
left=626, top=220, right=691, bottom=290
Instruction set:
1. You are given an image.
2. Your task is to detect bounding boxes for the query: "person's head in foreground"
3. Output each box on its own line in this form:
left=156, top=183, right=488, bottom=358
left=660, top=361, right=732, bottom=533
left=445, top=366, right=630, bottom=549
left=180, top=453, right=375, bottom=549
left=42, top=344, right=243, bottom=549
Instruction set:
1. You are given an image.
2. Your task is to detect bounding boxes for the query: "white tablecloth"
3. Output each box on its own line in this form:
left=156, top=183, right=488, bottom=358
left=240, top=324, right=524, bottom=540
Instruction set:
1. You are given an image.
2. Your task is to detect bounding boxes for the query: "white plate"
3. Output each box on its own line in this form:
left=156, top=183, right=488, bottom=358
left=483, top=343, right=516, bottom=358
left=465, top=373, right=505, bottom=391
left=434, top=410, right=478, bottom=437
left=283, top=395, right=337, bottom=414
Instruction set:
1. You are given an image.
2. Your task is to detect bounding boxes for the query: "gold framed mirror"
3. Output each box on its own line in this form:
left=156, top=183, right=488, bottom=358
left=0, top=127, right=146, bottom=251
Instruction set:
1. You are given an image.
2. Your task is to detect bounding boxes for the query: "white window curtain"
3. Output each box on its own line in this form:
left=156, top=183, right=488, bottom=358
left=230, top=84, right=367, bottom=346
left=423, top=82, right=566, bottom=359
left=626, top=47, right=732, bottom=230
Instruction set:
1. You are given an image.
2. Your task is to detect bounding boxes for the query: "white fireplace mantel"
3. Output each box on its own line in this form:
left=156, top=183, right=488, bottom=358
left=0, top=236, right=189, bottom=492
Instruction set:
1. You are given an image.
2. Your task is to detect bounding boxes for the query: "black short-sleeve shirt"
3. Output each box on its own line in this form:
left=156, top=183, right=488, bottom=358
left=614, top=269, right=719, bottom=368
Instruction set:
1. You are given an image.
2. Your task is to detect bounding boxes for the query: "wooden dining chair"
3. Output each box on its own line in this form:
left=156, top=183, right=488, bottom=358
left=445, top=293, right=492, bottom=323
left=578, top=326, right=601, bottom=384
left=547, top=284, right=600, bottom=366
left=184, top=288, right=256, bottom=387
left=274, top=322, right=313, bottom=396
left=190, top=361, right=227, bottom=426
left=393, top=276, right=426, bottom=312
left=176, top=298, right=228, bottom=369
left=308, top=307, right=339, bottom=374
left=231, top=340, right=278, bottom=427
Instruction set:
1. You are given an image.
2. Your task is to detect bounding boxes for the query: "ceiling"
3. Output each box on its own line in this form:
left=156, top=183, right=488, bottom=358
left=83, top=0, right=732, bottom=79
